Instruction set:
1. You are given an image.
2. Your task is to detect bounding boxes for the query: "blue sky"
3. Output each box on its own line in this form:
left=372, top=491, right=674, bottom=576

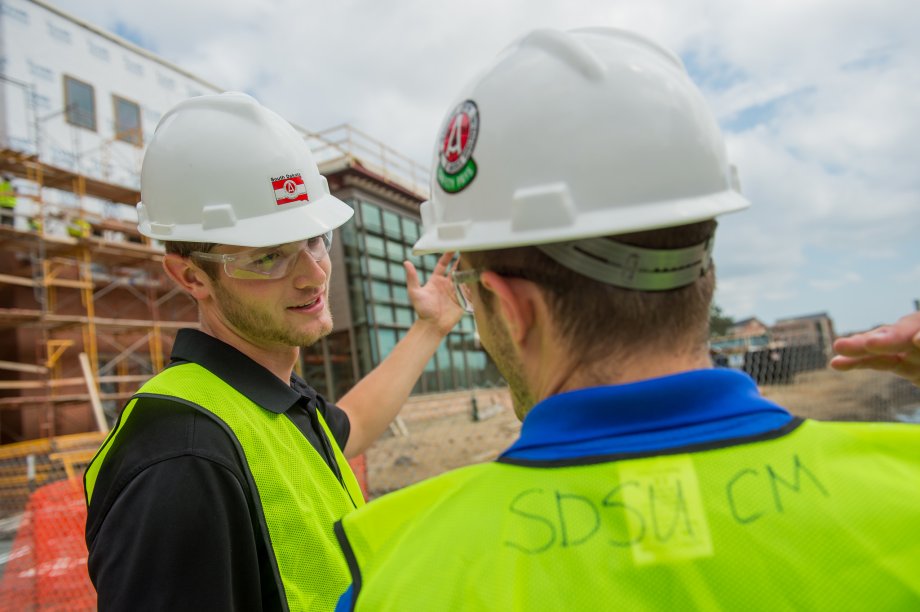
left=53, top=0, right=920, bottom=334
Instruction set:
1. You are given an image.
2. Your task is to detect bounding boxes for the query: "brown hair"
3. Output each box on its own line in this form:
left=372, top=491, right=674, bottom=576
left=464, top=220, right=717, bottom=362
left=163, top=240, right=219, bottom=280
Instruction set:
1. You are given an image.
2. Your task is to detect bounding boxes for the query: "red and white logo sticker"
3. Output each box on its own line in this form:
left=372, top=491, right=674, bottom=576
left=271, top=173, right=309, bottom=206
left=437, top=100, right=479, bottom=194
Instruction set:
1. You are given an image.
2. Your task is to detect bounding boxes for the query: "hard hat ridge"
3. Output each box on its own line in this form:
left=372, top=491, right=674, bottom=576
left=518, top=29, right=607, bottom=80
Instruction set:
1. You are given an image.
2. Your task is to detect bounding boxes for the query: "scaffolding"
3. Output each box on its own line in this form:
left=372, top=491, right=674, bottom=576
left=0, top=143, right=198, bottom=443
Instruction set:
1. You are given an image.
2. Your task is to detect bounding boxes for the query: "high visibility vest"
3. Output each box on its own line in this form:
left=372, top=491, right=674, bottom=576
left=337, top=419, right=920, bottom=611
left=67, top=218, right=90, bottom=237
left=86, top=362, right=364, bottom=611
left=0, top=180, right=15, bottom=209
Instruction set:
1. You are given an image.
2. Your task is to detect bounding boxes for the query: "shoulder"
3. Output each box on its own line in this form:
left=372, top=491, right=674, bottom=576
left=800, top=419, right=920, bottom=452
left=87, top=395, right=249, bottom=532
left=341, top=462, right=494, bottom=539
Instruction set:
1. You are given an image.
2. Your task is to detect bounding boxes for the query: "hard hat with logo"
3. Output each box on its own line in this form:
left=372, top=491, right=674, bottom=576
left=414, top=27, right=750, bottom=287
left=138, top=92, right=353, bottom=247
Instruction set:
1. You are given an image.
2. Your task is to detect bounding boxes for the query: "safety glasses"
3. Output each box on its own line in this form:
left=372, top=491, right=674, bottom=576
left=450, top=268, right=482, bottom=313
left=191, top=232, right=332, bottom=280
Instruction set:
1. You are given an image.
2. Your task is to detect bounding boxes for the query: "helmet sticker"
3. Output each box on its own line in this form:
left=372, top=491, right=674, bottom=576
left=271, top=173, right=310, bottom=206
left=437, top=100, right=479, bottom=194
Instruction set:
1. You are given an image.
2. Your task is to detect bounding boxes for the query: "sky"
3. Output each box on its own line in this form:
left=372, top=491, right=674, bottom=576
left=52, top=0, right=920, bottom=335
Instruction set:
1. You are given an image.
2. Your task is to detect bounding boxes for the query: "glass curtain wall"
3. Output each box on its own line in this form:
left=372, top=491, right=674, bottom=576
left=339, top=198, right=495, bottom=394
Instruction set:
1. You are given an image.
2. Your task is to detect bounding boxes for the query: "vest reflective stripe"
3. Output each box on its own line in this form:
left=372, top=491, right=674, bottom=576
left=338, top=420, right=920, bottom=611
left=86, top=363, right=364, bottom=611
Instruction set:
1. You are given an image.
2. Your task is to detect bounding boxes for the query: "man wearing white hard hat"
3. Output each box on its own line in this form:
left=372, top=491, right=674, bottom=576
left=84, top=93, right=463, bottom=610
left=334, top=28, right=920, bottom=610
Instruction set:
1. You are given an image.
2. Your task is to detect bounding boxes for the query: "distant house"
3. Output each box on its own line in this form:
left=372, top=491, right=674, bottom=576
left=710, top=317, right=771, bottom=367
left=728, top=317, right=769, bottom=339
left=771, top=312, right=836, bottom=359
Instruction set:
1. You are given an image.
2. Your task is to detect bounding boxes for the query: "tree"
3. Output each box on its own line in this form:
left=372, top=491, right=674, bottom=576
left=710, top=304, right=733, bottom=337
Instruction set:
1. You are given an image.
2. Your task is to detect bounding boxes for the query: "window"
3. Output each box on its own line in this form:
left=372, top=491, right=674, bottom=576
left=382, top=210, right=402, bottom=238
left=395, top=307, right=414, bottom=326
left=391, top=285, right=409, bottom=305
left=374, top=304, right=394, bottom=324
left=388, top=262, right=407, bottom=283
left=371, top=280, right=390, bottom=301
left=377, top=330, right=398, bottom=360
left=113, top=95, right=142, bottom=145
left=386, top=239, right=404, bottom=262
left=64, top=76, right=96, bottom=130
left=360, top=202, right=382, bottom=232
left=364, top=234, right=386, bottom=258
left=368, top=257, right=388, bottom=279
left=402, top=218, right=419, bottom=242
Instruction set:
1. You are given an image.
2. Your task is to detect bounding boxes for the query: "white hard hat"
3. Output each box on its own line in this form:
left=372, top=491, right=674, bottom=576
left=414, top=28, right=750, bottom=255
left=138, top=92, right=353, bottom=247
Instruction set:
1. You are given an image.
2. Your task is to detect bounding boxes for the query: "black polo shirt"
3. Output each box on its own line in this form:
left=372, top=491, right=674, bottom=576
left=85, top=328, right=351, bottom=612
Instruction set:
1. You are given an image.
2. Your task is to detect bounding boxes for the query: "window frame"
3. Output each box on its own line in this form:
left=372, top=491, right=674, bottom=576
left=112, top=94, right=143, bottom=146
left=63, top=75, right=97, bottom=131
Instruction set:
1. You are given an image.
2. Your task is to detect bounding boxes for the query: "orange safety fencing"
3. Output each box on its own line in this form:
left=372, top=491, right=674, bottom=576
left=0, top=433, right=104, bottom=612
left=0, top=478, right=94, bottom=611
left=0, top=430, right=367, bottom=612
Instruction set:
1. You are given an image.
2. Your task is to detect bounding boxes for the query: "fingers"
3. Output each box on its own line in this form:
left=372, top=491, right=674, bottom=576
left=403, top=260, right=420, bottom=291
left=432, top=251, right=456, bottom=277
left=830, top=354, right=903, bottom=372
left=833, top=312, right=920, bottom=357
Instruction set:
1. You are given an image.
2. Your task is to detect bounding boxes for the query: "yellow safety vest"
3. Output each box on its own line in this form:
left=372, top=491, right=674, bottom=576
left=87, top=362, right=364, bottom=611
left=337, top=419, right=920, bottom=610
left=67, top=218, right=91, bottom=237
left=0, top=180, right=15, bottom=209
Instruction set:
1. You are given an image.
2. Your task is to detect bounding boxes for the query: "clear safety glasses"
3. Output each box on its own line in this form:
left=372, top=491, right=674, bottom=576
left=450, top=268, right=482, bottom=313
left=191, top=232, right=332, bottom=280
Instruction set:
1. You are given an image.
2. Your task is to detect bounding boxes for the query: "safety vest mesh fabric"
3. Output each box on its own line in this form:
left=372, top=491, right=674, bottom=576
left=338, top=419, right=920, bottom=611
left=85, top=363, right=364, bottom=611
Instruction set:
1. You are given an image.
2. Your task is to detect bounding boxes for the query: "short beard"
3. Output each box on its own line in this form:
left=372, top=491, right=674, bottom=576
left=212, top=280, right=333, bottom=348
left=478, top=310, right=536, bottom=421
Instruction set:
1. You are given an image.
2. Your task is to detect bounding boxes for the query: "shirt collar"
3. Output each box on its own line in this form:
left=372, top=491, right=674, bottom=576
left=501, top=369, right=794, bottom=461
left=169, top=328, right=309, bottom=415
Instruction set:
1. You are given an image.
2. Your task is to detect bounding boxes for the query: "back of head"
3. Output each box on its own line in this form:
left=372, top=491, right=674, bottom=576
left=138, top=92, right=353, bottom=249
left=414, top=28, right=750, bottom=357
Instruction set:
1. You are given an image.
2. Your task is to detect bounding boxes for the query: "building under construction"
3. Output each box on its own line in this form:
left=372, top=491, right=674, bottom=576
left=0, top=0, right=492, bottom=445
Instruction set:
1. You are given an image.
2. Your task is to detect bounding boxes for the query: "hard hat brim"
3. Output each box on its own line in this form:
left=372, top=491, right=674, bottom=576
left=412, top=189, right=749, bottom=255
left=138, top=193, right=354, bottom=247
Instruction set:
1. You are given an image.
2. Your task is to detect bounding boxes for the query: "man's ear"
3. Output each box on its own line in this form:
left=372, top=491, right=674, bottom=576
left=162, top=253, right=213, bottom=301
left=479, top=271, right=540, bottom=346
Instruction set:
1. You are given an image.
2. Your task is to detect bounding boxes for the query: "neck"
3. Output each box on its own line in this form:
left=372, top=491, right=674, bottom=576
left=535, top=343, right=712, bottom=402
left=199, top=315, right=298, bottom=383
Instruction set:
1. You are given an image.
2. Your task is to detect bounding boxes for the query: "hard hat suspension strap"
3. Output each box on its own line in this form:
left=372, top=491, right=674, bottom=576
left=537, top=236, right=714, bottom=291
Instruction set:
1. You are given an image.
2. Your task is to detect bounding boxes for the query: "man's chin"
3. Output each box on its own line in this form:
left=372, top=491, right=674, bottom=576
left=296, top=320, right=334, bottom=348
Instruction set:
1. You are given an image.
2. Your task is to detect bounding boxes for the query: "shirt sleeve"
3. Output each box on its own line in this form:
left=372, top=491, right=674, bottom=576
left=317, top=395, right=351, bottom=451
left=87, top=455, right=274, bottom=612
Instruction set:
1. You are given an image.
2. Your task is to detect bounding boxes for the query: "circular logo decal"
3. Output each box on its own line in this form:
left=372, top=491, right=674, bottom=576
left=437, top=100, right=479, bottom=194
left=284, top=179, right=298, bottom=195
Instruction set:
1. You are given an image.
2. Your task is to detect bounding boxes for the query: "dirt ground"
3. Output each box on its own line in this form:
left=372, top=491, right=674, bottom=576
left=761, top=367, right=920, bottom=422
left=366, top=394, right=519, bottom=497
left=366, top=368, right=920, bottom=498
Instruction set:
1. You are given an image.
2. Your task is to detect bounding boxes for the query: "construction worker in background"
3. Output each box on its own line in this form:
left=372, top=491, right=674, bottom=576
left=334, top=28, right=920, bottom=610
left=0, top=174, right=16, bottom=226
left=83, top=92, right=463, bottom=611
left=67, top=216, right=91, bottom=238
left=832, top=310, right=920, bottom=386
